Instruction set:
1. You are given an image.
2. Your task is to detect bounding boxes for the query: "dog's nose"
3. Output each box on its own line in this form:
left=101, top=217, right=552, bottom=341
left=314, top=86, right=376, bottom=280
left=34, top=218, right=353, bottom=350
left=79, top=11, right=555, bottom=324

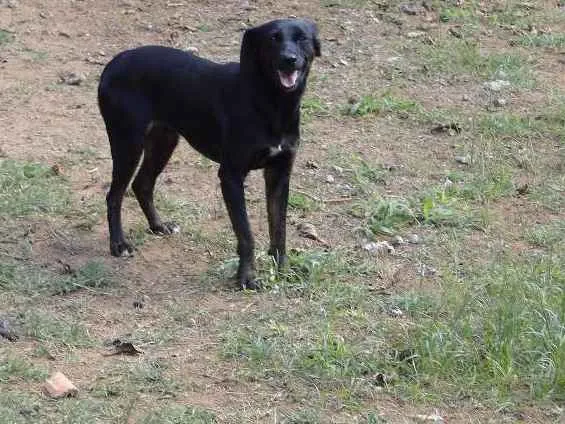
left=280, top=54, right=297, bottom=68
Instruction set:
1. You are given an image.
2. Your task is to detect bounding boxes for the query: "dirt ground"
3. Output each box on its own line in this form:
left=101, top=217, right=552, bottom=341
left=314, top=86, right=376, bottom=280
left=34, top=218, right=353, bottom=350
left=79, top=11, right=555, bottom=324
left=1, top=0, right=564, bottom=423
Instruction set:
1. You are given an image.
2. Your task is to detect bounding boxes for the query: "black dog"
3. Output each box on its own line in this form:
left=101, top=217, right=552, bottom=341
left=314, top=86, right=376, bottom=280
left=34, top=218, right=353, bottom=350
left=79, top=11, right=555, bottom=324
left=98, top=19, right=321, bottom=289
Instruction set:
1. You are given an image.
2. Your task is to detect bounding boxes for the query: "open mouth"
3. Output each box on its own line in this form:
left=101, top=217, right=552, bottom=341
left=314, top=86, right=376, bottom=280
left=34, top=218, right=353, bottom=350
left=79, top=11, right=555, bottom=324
left=277, top=70, right=300, bottom=90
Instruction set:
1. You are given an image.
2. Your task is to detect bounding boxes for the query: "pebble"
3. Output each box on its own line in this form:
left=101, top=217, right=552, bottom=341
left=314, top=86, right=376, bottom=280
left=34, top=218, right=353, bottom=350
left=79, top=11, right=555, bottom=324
left=418, top=264, right=437, bottom=277
left=326, top=174, right=335, bottom=183
left=363, top=241, right=395, bottom=256
left=483, top=80, right=511, bottom=92
left=493, top=98, right=507, bottom=107
left=391, top=235, right=405, bottom=246
left=399, top=3, right=422, bottom=15
left=406, top=233, right=420, bottom=244
left=455, top=155, right=470, bottom=165
left=59, top=72, right=84, bottom=86
left=389, top=307, right=404, bottom=318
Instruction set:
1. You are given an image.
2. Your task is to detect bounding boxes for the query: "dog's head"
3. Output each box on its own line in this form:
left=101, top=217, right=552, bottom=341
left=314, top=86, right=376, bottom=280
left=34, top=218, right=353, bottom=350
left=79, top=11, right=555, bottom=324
left=241, top=19, right=321, bottom=94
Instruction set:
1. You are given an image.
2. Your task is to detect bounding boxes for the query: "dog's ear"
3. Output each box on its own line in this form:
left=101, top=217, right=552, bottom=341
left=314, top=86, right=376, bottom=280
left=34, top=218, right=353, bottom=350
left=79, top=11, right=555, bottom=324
left=306, top=20, right=321, bottom=57
left=241, top=26, right=261, bottom=68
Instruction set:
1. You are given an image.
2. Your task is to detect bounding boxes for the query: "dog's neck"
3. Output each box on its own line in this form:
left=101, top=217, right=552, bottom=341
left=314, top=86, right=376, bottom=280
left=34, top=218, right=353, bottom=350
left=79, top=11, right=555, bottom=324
left=240, top=64, right=305, bottom=137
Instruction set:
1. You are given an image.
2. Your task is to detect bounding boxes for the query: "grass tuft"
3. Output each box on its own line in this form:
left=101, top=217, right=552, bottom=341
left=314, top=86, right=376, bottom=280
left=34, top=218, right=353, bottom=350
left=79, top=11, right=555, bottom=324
left=0, top=159, right=70, bottom=217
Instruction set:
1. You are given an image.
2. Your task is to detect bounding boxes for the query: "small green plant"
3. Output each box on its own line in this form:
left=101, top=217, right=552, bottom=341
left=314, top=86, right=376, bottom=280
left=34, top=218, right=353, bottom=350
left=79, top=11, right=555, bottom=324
left=301, top=96, right=330, bottom=121
left=357, top=197, right=417, bottom=236
left=0, top=29, right=13, bottom=45
left=345, top=94, right=420, bottom=117
left=288, top=191, right=318, bottom=212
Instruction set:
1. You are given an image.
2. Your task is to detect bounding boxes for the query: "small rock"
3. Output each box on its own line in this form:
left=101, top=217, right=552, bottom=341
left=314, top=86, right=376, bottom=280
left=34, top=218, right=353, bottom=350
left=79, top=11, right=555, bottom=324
left=59, top=72, right=84, bottom=86
left=399, top=3, right=422, bottom=15
left=389, top=307, right=404, bottom=318
left=186, top=46, right=199, bottom=54
left=462, top=94, right=470, bottom=101
left=407, top=31, right=426, bottom=38
left=493, top=98, right=507, bottom=107
left=297, top=222, right=329, bottom=247
left=331, top=165, right=344, bottom=174
left=43, top=372, right=78, bottom=398
left=363, top=241, right=395, bottom=256
left=391, top=235, right=405, bottom=246
left=326, top=174, right=335, bottom=183
left=455, top=155, right=470, bottom=165
left=305, top=160, right=319, bottom=169
left=406, top=233, right=420, bottom=244
left=411, top=413, right=444, bottom=423
left=418, top=264, right=437, bottom=277
left=483, top=80, right=511, bottom=92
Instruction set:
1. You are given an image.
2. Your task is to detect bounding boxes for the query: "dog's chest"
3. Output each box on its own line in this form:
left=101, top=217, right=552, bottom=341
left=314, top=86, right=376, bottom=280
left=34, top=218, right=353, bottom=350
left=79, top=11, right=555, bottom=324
left=267, top=137, right=296, bottom=158
left=250, top=137, right=297, bottom=170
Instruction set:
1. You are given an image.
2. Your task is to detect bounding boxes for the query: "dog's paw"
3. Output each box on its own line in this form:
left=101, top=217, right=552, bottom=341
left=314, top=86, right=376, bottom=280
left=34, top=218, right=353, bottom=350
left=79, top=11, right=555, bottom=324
left=110, top=240, right=135, bottom=257
left=238, top=277, right=262, bottom=291
left=150, top=222, right=180, bottom=236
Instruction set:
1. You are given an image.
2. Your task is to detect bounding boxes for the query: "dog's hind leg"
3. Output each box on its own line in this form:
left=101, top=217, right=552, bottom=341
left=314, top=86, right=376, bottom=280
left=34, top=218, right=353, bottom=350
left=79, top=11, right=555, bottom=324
left=132, top=124, right=179, bottom=235
left=106, top=130, right=144, bottom=257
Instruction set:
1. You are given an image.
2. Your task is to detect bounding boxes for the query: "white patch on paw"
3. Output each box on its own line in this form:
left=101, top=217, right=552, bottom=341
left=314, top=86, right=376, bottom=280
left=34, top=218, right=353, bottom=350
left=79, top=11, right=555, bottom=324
left=120, top=249, right=133, bottom=258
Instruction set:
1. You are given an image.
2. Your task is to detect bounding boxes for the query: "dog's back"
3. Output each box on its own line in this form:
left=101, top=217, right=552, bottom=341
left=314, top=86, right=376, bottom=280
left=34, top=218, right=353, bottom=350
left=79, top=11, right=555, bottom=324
left=98, top=46, right=238, bottom=158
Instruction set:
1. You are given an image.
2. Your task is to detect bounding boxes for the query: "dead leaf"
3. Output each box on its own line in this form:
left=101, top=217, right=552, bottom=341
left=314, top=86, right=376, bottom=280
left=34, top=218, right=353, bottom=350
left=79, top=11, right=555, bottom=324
left=0, top=320, right=18, bottom=342
left=431, top=123, right=462, bottom=135
left=104, top=339, right=143, bottom=356
left=297, top=222, right=330, bottom=247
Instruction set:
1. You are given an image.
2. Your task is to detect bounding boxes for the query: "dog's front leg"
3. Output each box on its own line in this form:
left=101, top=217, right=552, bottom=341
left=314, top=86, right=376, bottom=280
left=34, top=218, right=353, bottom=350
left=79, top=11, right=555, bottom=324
left=264, top=155, right=294, bottom=270
left=219, top=167, right=258, bottom=290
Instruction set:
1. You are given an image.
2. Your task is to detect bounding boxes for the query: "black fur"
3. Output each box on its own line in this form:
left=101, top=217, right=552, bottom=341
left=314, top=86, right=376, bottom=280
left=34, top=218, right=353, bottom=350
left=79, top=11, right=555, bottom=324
left=98, top=19, right=321, bottom=289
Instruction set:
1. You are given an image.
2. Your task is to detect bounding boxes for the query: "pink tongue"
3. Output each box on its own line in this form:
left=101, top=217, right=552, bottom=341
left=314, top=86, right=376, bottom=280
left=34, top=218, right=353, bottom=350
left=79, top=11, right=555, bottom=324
left=279, top=70, right=299, bottom=88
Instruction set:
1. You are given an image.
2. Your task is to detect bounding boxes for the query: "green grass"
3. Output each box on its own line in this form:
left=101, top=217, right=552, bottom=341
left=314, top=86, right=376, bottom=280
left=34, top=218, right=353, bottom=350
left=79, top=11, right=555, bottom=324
left=20, top=310, right=94, bottom=348
left=301, top=96, right=330, bottom=122
left=352, top=168, right=513, bottom=237
left=0, top=357, right=48, bottom=384
left=517, top=33, right=565, bottom=49
left=288, top=191, right=319, bottom=213
left=0, top=29, right=13, bottom=45
left=345, top=94, right=421, bottom=117
left=391, top=252, right=565, bottom=402
left=0, top=159, right=70, bottom=217
left=141, top=404, right=216, bottom=424
left=418, top=39, right=535, bottom=86
left=0, top=260, right=113, bottom=296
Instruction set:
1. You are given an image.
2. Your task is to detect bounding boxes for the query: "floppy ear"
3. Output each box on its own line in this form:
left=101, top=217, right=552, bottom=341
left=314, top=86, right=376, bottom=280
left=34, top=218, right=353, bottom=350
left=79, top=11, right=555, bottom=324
left=241, top=26, right=262, bottom=72
left=307, top=20, right=321, bottom=57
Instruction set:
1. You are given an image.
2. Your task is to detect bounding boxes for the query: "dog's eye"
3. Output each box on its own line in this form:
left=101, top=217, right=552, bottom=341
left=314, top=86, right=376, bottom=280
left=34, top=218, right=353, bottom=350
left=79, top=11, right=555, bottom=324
left=296, top=34, right=307, bottom=42
left=271, top=33, right=282, bottom=42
